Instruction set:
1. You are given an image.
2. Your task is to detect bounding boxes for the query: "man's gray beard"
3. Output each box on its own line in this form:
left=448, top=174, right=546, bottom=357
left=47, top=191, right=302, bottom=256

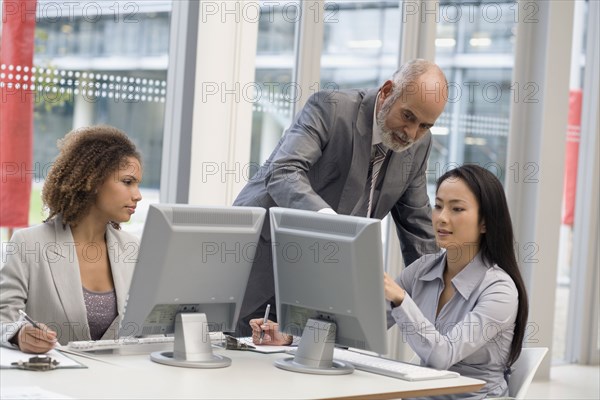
left=376, top=98, right=414, bottom=153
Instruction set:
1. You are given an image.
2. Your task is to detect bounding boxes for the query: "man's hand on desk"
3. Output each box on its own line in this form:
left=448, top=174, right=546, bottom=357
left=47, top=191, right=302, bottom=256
left=249, top=319, right=293, bottom=346
left=14, top=323, right=57, bottom=354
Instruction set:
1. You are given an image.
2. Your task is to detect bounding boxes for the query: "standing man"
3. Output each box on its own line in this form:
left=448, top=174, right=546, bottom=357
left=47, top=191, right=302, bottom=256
left=234, top=59, right=448, bottom=334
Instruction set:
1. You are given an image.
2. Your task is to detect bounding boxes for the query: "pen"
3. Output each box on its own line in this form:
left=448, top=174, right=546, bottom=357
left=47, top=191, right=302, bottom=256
left=258, top=304, right=270, bottom=344
left=18, top=309, right=42, bottom=330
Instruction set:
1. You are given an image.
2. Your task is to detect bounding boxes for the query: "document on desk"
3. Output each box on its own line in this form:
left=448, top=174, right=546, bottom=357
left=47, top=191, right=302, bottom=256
left=237, top=337, right=295, bottom=354
left=0, top=347, right=86, bottom=369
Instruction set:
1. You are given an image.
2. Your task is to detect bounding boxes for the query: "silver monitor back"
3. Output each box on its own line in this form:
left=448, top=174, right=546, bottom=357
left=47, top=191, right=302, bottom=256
left=270, top=207, right=387, bottom=355
left=119, top=204, right=266, bottom=338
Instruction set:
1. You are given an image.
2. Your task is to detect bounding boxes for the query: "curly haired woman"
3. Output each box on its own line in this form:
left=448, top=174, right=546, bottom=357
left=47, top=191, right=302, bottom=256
left=1, top=125, right=143, bottom=353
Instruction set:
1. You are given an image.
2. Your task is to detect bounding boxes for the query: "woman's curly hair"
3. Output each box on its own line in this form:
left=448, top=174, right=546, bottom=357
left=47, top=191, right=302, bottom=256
left=42, top=125, right=141, bottom=229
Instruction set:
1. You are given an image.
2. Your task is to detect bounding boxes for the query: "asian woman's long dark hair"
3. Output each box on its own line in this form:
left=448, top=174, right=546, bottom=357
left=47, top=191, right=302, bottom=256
left=437, top=165, right=528, bottom=367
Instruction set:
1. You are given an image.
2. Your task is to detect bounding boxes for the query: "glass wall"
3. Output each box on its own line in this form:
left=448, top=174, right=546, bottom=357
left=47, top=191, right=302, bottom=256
left=320, top=1, right=401, bottom=89
left=251, top=2, right=298, bottom=166
left=431, top=0, right=516, bottom=197
left=16, top=0, right=172, bottom=236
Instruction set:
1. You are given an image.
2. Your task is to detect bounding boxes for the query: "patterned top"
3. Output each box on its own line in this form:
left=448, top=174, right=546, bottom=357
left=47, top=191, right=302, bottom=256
left=82, top=287, right=118, bottom=340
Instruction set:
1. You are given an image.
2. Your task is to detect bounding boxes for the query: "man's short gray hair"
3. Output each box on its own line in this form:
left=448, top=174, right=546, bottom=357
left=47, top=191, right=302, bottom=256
left=390, top=59, right=447, bottom=99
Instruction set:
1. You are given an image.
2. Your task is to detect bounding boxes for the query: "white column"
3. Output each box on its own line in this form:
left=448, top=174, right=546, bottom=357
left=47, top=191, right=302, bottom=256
left=160, top=0, right=199, bottom=203
left=567, top=0, right=600, bottom=365
left=259, top=113, right=283, bottom=164
left=505, top=0, right=575, bottom=378
left=72, top=92, right=94, bottom=129
left=188, top=1, right=259, bottom=206
left=292, top=0, right=325, bottom=116
left=398, top=0, right=438, bottom=63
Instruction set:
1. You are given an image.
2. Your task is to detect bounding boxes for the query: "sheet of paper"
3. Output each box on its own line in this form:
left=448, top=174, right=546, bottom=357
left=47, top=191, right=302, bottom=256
left=237, top=337, right=295, bottom=354
left=0, top=386, right=73, bottom=399
left=0, top=346, right=86, bottom=369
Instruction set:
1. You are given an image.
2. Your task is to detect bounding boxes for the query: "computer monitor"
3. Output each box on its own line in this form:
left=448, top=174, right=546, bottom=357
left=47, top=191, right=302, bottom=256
left=270, top=207, right=388, bottom=375
left=119, top=204, right=266, bottom=368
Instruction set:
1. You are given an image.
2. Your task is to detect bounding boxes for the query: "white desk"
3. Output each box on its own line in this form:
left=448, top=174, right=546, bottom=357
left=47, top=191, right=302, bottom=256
left=1, top=349, right=485, bottom=399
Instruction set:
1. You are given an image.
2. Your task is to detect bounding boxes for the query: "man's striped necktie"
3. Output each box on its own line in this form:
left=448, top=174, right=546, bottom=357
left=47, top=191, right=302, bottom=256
left=367, top=143, right=387, bottom=218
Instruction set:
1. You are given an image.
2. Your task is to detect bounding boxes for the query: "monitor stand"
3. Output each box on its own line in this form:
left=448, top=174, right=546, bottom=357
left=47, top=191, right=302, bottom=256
left=274, top=318, right=354, bottom=375
left=151, top=313, right=231, bottom=368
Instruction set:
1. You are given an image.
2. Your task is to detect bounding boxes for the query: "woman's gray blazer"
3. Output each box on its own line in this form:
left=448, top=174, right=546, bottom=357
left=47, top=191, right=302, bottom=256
left=0, top=216, right=139, bottom=346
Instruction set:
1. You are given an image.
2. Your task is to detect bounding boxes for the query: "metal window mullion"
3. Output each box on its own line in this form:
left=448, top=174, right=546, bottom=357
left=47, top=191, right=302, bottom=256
left=292, top=0, right=325, bottom=116
left=160, top=0, right=199, bottom=203
left=566, top=0, right=600, bottom=365
left=398, top=0, right=438, bottom=63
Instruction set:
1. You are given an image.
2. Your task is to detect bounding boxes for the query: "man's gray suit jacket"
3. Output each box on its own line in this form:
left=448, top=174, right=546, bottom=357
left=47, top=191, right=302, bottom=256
left=234, top=88, right=437, bottom=329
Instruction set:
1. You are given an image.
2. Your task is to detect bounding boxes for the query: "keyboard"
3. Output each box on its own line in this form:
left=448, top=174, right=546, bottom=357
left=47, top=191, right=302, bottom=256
left=66, top=336, right=175, bottom=355
left=333, top=348, right=460, bottom=381
left=65, top=333, right=226, bottom=355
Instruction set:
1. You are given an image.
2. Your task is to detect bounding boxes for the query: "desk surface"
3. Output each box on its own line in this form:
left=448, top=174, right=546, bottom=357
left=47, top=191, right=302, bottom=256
left=1, top=349, right=485, bottom=399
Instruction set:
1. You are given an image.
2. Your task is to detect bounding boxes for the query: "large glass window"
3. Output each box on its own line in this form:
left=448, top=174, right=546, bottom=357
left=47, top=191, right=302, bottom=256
left=432, top=0, right=516, bottom=196
left=15, top=0, right=173, bottom=237
left=320, top=1, right=401, bottom=89
left=250, top=3, right=298, bottom=166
